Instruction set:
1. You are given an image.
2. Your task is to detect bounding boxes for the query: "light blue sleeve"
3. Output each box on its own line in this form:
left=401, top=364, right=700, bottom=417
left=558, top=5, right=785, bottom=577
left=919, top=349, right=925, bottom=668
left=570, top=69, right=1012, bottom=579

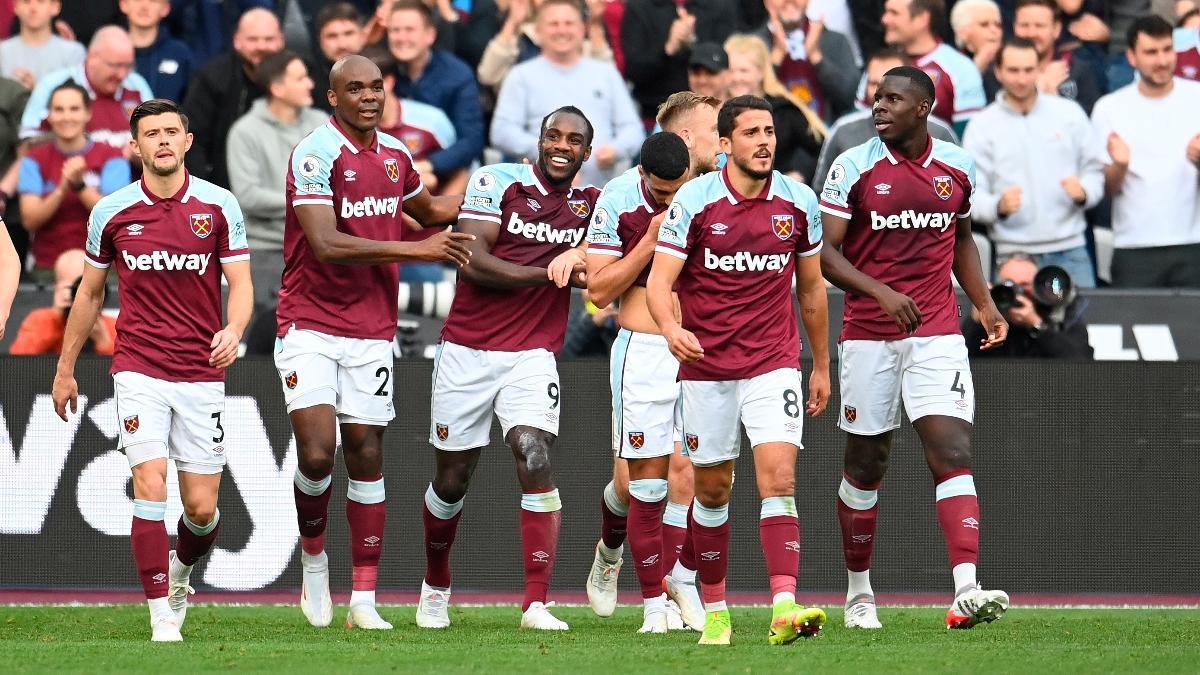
left=585, top=188, right=625, bottom=256
left=799, top=183, right=824, bottom=256
left=818, top=151, right=863, bottom=216
left=950, top=60, right=986, bottom=123
left=289, top=135, right=335, bottom=204
left=17, top=157, right=45, bottom=194
left=126, top=72, right=156, bottom=102
left=220, top=193, right=250, bottom=260
left=458, top=165, right=512, bottom=223
left=655, top=184, right=699, bottom=259
left=98, top=158, right=131, bottom=195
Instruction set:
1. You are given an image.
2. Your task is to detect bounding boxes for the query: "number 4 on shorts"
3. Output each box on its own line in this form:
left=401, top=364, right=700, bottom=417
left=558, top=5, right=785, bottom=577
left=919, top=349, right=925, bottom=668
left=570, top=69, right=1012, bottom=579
left=950, top=371, right=966, bottom=398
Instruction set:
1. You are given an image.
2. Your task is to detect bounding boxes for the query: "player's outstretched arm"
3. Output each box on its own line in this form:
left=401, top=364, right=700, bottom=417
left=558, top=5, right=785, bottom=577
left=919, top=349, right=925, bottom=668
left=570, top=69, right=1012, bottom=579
left=820, top=211, right=921, bottom=333
left=646, top=252, right=702, bottom=363
left=952, top=214, right=1007, bottom=350
left=794, top=252, right=830, bottom=417
left=587, top=211, right=664, bottom=308
left=0, top=224, right=17, bottom=340
left=211, top=260, right=252, bottom=369
left=52, top=264, right=107, bottom=421
left=295, top=203, right=473, bottom=266
left=403, top=188, right=463, bottom=228
left=457, top=216, right=554, bottom=289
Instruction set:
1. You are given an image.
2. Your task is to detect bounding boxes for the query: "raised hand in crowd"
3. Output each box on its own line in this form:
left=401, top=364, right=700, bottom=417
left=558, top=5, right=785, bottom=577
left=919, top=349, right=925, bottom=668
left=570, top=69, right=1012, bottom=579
left=1060, top=176, right=1086, bottom=204
left=1107, top=132, right=1131, bottom=167
left=1037, top=59, right=1070, bottom=94
left=664, top=8, right=696, bottom=56
left=997, top=185, right=1022, bottom=217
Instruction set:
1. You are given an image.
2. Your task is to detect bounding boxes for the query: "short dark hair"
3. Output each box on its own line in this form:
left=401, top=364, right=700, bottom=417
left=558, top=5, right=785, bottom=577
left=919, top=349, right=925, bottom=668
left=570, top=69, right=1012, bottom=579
left=1127, top=14, right=1173, bottom=49
left=255, top=49, right=302, bottom=91
left=883, top=65, right=936, bottom=104
left=540, top=105, right=594, bottom=146
left=129, top=98, right=190, bottom=137
left=867, top=46, right=910, bottom=67
left=640, top=132, right=690, bottom=181
left=390, top=0, right=435, bottom=28
left=49, top=81, right=91, bottom=109
left=717, top=95, right=773, bottom=138
left=908, top=0, right=947, bottom=34
left=996, top=36, right=1039, bottom=66
left=315, top=2, right=362, bottom=35
left=1014, top=0, right=1059, bottom=18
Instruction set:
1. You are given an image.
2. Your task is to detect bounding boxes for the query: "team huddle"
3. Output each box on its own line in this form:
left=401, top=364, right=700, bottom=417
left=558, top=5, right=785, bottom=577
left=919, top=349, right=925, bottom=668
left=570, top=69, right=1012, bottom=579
left=49, top=54, right=1011, bottom=645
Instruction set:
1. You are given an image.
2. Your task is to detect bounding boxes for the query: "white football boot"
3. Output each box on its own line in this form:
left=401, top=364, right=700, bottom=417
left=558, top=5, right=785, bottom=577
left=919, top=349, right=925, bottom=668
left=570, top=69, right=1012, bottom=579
left=345, top=603, right=394, bottom=630
left=664, top=572, right=705, bottom=631
left=166, top=551, right=195, bottom=628
left=416, top=581, right=451, bottom=629
left=520, top=601, right=569, bottom=630
left=844, top=593, right=883, bottom=629
left=585, top=542, right=622, bottom=617
left=300, top=550, right=333, bottom=627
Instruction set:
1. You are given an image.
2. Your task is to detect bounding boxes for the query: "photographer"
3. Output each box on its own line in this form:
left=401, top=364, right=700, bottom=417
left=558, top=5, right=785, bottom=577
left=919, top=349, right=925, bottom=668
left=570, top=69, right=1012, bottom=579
left=9, top=248, right=116, bottom=355
left=963, top=253, right=1093, bottom=359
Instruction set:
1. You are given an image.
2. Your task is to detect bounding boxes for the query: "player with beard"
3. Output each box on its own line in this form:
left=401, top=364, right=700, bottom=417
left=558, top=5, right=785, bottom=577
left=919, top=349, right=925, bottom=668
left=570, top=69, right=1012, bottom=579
left=418, top=106, right=601, bottom=632
left=818, top=65, right=1010, bottom=630
left=52, top=99, right=252, bottom=642
left=278, top=55, right=472, bottom=631
left=583, top=92, right=720, bottom=634
left=648, top=95, right=831, bottom=646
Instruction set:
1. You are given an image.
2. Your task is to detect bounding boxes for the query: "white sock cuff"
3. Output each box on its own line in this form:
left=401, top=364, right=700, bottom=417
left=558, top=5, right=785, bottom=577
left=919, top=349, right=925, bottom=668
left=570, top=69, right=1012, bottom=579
left=424, top=483, right=463, bottom=519
left=521, top=489, right=562, bottom=513
left=628, top=478, right=668, bottom=503
left=602, top=480, right=628, bottom=516
left=347, top=477, right=385, bottom=504
left=760, top=496, right=797, bottom=519
left=839, top=478, right=879, bottom=510
left=294, top=469, right=332, bottom=496
left=935, top=473, right=976, bottom=501
left=691, top=498, right=728, bottom=527
left=663, top=501, right=689, bottom=528
left=132, top=499, right=166, bottom=521
left=183, top=508, right=220, bottom=536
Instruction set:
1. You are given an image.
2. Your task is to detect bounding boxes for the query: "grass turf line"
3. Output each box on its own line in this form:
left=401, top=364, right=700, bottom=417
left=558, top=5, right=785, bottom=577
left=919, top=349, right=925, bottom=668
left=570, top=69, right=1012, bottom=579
left=1, top=606, right=1198, bottom=674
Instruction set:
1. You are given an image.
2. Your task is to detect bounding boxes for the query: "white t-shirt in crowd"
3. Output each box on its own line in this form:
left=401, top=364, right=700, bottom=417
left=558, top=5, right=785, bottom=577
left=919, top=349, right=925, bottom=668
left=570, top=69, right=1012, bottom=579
left=1091, top=78, right=1200, bottom=249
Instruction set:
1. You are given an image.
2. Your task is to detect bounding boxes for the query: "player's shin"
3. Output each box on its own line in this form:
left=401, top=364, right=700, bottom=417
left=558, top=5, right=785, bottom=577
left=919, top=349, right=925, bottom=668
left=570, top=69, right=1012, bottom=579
left=599, top=480, right=628, bottom=561
left=628, top=479, right=668, bottom=602
left=132, top=499, right=173, bottom=619
left=689, top=498, right=730, bottom=612
left=934, top=470, right=980, bottom=593
left=293, top=468, right=333, bottom=555
left=422, top=483, right=463, bottom=589
left=176, top=509, right=221, bottom=567
left=837, top=474, right=880, bottom=599
left=759, top=496, right=800, bottom=605
left=346, top=476, right=386, bottom=606
left=662, top=501, right=689, bottom=572
left=521, top=488, right=563, bottom=611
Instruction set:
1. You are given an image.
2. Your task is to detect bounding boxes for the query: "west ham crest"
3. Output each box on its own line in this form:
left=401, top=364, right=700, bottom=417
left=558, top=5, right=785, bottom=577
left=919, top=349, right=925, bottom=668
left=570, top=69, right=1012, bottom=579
left=568, top=199, right=591, bottom=218
left=685, top=433, right=699, bottom=451
left=933, top=175, right=953, bottom=201
left=771, top=214, right=794, bottom=240
left=285, top=371, right=298, bottom=390
left=628, top=431, right=645, bottom=449
left=384, top=158, right=400, bottom=183
left=189, top=213, right=213, bottom=238
left=843, top=405, right=857, bottom=423
left=436, top=423, right=449, bottom=441
left=124, top=415, right=140, bottom=434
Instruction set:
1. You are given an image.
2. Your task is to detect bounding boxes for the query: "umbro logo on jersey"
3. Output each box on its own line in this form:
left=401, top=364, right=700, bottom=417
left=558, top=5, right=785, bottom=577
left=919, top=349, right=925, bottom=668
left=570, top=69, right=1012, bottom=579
left=527, top=197, right=542, bottom=211
left=126, top=223, right=144, bottom=235
left=122, top=250, right=212, bottom=274
left=505, top=212, right=585, bottom=246
left=364, top=536, right=381, bottom=546
left=710, top=222, right=728, bottom=235
left=874, top=183, right=891, bottom=195
left=532, top=550, right=550, bottom=562
left=870, top=210, right=955, bottom=233
left=344, top=170, right=357, bottom=182
left=430, top=542, right=448, bottom=550
left=703, top=248, right=792, bottom=273
left=962, top=517, right=980, bottom=530
left=341, top=195, right=400, bottom=218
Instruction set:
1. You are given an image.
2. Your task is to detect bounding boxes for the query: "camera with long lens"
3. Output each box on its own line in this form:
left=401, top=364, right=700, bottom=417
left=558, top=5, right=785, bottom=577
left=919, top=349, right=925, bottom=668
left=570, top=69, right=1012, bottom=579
left=989, top=265, right=1076, bottom=322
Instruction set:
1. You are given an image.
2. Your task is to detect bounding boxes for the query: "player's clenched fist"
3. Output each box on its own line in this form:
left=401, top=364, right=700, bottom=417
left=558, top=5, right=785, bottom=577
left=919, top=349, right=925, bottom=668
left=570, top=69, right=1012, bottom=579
left=663, top=324, right=704, bottom=363
left=415, top=226, right=474, bottom=266
left=209, top=327, right=242, bottom=368
left=52, top=371, right=79, bottom=421
left=875, top=287, right=922, bottom=333
left=806, top=366, right=830, bottom=417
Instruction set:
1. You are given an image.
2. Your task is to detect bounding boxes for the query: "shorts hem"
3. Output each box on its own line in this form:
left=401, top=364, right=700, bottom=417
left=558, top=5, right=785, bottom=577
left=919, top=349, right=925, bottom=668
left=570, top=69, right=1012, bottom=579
left=430, top=440, right=489, bottom=451
left=909, top=410, right=973, bottom=425
left=284, top=385, right=338, bottom=413
left=748, top=438, right=804, bottom=450
left=617, top=447, right=675, bottom=460
left=689, top=454, right=738, bottom=467
left=338, top=412, right=394, bottom=426
left=838, top=422, right=901, bottom=435
left=174, top=461, right=226, bottom=475
left=499, top=421, right=558, bottom=437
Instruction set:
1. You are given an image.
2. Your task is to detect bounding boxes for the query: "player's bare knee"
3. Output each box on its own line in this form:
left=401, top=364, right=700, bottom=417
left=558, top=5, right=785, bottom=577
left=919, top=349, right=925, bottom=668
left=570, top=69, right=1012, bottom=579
left=845, top=436, right=890, bottom=484
left=931, top=443, right=973, bottom=473
left=613, top=478, right=630, bottom=504
left=183, top=503, right=216, bottom=527
left=432, top=466, right=472, bottom=503
left=296, top=442, right=335, bottom=479
left=131, top=464, right=167, bottom=501
left=511, top=429, right=554, bottom=478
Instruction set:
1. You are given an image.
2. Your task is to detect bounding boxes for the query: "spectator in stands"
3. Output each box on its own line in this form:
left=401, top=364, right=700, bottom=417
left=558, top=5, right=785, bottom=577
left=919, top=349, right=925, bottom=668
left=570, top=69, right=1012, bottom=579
left=183, top=7, right=284, bottom=189
left=964, top=38, right=1102, bottom=286
left=18, top=82, right=130, bottom=281
left=815, top=47, right=957, bottom=186
left=962, top=253, right=1094, bottom=359
left=1012, top=0, right=1105, bottom=114
left=724, top=33, right=825, bottom=183
left=165, top=0, right=274, bottom=67
left=57, top=1, right=121, bottom=48
left=307, top=3, right=367, bottom=113
left=950, top=0, right=1002, bottom=93
left=491, top=0, right=643, bottom=186
left=1102, top=0, right=1149, bottom=91
left=1177, top=8, right=1200, bottom=80
left=226, top=50, right=324, bottom=353
left=687, top=42, right=731, bottom=101
left=476, top=0, right=612, bottom=93
left=19, top=27, right=152, bottom=153
left=0, top=0, right=86, bottom=90
left=371, top=0, right=459, bottom=54
left=753, top=0, right=860, bottom=123
left=123, top=0, right=194, bottom=103
left=882, top=0, right=985, bottom=133
left=1092, top=15, right=1200, bottom=287
left=0, top=221, right=15, bottom=339
left=387, top=0, right=484, bottom=188
left=807, top=0, right=864, bottom=65
left=622, top=0, right=741, bottom=120
left=9, top=248, right=118, bottom=354
left=0, top=77, right=32, bottom=260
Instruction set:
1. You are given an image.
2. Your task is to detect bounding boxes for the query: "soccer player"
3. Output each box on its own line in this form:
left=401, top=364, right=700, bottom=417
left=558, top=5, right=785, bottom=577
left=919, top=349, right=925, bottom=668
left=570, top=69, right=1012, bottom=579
left=818, top=65, right=1010, bottom=630
left=418, top=106, right=600, bottom=631
left=583, top=91, right=721, bottom=634
left=278, top=55, right=472, bottom=631
left=51, top=98, right=252, bottom=642
left=647, top=95, right=831, bottom=646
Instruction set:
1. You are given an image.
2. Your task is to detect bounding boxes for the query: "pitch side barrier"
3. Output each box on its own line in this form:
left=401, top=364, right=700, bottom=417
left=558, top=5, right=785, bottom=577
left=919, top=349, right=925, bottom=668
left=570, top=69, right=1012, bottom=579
left=0, top=357, right=1194, bottom=595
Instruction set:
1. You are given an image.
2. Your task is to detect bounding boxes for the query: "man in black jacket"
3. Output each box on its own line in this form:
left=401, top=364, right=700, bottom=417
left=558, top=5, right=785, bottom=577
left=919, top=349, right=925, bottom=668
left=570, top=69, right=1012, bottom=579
left=621, top=0, right=740, bottom=120
left=963, top=254, right=1094, bottom=359
left=181, top=7, right=283, bottom=188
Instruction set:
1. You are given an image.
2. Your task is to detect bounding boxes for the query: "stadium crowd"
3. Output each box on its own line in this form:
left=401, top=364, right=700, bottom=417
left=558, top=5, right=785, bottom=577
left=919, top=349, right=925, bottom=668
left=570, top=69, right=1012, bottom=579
left=0, top=0, right=1199, bottom=350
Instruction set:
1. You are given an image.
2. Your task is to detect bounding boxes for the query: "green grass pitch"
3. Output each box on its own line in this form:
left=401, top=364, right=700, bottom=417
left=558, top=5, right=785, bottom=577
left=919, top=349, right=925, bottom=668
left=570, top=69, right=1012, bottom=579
left=2, top=605, right=1198, bottom=673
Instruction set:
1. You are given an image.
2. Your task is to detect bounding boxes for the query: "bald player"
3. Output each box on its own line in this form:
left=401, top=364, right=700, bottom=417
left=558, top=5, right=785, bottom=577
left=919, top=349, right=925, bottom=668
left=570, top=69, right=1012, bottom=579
left=278, top=55, right=472, bottom=631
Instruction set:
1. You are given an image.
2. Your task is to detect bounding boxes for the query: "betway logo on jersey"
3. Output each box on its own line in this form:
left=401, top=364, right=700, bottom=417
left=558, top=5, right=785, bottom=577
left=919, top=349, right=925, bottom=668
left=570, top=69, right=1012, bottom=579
left=870, top=210, right=955, bottom=233
left=121, top=250, right=211, bottom=274
left=703, top=248, right=792, bottom=273
left=506, top=212, right=584, bottom=246
left=341, top=195, right=400, bottom=218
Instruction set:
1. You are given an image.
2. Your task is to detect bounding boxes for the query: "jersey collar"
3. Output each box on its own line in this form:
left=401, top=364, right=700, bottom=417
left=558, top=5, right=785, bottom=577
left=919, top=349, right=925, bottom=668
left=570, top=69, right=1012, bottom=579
left=139, top=171, right=192, bottom=205
left=720, top=164, right=774, bottom=204
left=328, top=115, right=380, bottom=154
left=881, top=136, right=935, bottom=168
left=638, top=174, right=663, bottom=211
left=531, top=162, right=572, bottom=195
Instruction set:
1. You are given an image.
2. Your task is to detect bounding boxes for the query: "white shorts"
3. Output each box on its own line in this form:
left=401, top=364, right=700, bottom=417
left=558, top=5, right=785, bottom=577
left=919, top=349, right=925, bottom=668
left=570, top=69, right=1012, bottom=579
left=610, top=329, right=681, bottom=459
left=679, top=367, right=805, bottom=466
left=838, top=334, right=975, bottom=435
left=429, top=341, right=560, bottom=450
left=114, top=371, right=226, bottom=475
left=274, top=326, right=395, bottom=426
